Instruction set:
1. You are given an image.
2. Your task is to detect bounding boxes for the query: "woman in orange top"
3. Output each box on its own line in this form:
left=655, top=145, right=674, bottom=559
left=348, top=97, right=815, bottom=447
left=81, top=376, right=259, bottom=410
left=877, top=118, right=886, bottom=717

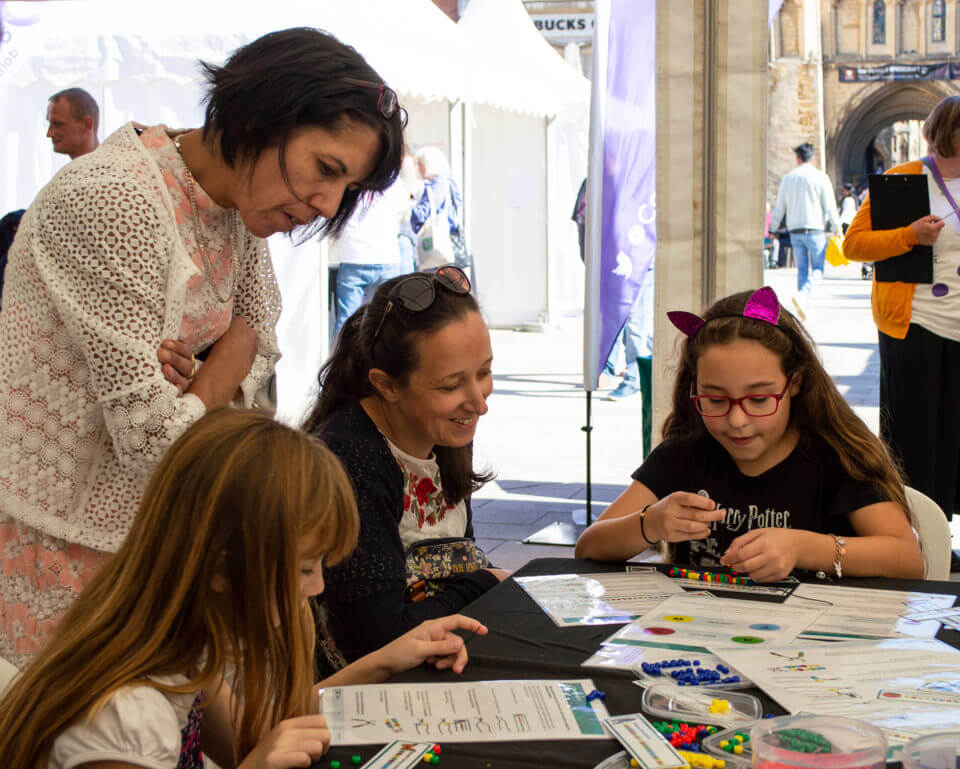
left=844, top=94, right=960, bottom=526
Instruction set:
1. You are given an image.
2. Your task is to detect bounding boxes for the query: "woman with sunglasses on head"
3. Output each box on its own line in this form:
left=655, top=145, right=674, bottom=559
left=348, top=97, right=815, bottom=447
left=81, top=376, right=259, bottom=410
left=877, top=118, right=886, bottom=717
left=304, top=266, right=509, bottom=667
left=0, top=27, right=405, bottom=665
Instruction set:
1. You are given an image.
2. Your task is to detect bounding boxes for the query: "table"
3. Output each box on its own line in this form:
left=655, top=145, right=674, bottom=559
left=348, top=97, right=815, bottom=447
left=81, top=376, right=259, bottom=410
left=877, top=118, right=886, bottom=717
left=315, top=558, right=960, bottom=769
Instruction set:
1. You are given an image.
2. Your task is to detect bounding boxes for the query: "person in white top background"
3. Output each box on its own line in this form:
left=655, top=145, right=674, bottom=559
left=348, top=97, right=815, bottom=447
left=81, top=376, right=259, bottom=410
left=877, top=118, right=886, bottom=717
left=770, top=142, right=842, bottom=320
left=0, top=27, right=405, bottom=665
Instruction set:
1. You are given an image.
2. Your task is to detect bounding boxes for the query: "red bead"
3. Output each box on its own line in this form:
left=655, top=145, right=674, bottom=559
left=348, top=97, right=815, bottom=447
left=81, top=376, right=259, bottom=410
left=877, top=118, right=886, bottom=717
left=432, top=745, right=442, bottom=754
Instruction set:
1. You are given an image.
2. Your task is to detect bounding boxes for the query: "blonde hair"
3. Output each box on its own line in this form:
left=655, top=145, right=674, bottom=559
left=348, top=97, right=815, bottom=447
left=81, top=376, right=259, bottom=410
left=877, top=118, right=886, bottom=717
left=415, top=145, right=450, bottom=179
left=0, top=409, right=359, bottom=768
left=923, top=94, right=960, bottom=158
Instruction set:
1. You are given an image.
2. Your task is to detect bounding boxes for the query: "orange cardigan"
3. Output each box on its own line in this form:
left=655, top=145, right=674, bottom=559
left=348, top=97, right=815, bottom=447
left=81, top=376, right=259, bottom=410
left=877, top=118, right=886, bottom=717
left=843, top=160, right=923, bottom=339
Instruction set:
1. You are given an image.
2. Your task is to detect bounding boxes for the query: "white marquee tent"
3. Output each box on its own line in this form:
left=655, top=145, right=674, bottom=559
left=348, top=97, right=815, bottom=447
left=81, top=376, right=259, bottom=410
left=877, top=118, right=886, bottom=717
left=0, top=0, right=588, bottom=422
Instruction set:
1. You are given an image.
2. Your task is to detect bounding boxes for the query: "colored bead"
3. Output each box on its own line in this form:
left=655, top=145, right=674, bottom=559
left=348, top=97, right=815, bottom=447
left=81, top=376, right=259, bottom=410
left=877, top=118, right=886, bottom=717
left=430, top=758, right=439, bottom=765
left=352, top=757, right=363, bottom=766
left=631, top=761, right=640, bottom=768
left=423, top=754, right=434, bottom=763
left=733, top=745, right=743, bottom=755
left=433, top=745, right=442, bottom=754
left=331, top=762, right=340, bottom=769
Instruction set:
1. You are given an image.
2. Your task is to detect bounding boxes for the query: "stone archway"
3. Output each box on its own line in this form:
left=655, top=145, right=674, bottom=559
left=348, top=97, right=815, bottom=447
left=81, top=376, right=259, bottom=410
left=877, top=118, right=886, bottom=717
left=826, top=80, right=958, bottom=187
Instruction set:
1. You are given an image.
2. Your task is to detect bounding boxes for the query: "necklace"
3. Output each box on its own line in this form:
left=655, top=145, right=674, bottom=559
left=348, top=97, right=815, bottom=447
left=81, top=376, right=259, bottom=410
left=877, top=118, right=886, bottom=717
left=172, top=133, right=237, bottom=305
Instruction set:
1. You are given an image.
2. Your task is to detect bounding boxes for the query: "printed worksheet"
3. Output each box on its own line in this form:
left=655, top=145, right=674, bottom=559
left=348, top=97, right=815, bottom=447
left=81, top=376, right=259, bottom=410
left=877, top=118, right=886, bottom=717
left=323, top=679, right=610, bottom=745
left=714, top=638, right=960, bottom=716
left=515, top=571, right=684, bottom=627
left=787, top=584, right=955, bottom=640
left=603, top=593, right=826, bottom=651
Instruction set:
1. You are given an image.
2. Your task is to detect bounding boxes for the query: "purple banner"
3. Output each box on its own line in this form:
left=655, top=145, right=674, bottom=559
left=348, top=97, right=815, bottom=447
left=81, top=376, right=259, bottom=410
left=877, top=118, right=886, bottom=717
left=769, top=0, right=784, bottom=27
left=595, top=0, right=656, bottom=378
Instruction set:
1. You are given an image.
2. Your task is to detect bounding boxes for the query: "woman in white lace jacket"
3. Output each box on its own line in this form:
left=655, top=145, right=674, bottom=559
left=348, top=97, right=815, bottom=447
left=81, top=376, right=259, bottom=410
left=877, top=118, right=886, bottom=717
left=0, top=27, right=405, bottom=665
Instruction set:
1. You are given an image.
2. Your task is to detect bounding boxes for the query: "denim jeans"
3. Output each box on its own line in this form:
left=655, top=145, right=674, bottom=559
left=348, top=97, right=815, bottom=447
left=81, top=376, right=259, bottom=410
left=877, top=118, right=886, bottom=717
left=789, top=231, right=827, bottom=295
left=334, top=262, right=403, bottom=336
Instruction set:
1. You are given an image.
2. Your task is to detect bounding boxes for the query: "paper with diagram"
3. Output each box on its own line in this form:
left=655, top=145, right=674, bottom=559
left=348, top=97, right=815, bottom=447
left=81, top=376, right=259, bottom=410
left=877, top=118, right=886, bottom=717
left=323, top=679, right=610, bottom=745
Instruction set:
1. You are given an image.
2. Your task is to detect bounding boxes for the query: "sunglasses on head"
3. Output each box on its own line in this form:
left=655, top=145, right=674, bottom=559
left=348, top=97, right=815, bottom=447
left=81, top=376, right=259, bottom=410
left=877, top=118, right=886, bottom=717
left=371, top=266, right=471, bottom=349
left=343, top=78, right=408, bottom=128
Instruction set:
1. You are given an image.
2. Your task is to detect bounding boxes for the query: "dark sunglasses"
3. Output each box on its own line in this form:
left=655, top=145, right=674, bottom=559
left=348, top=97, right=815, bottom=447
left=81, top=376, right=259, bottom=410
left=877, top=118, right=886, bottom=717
left=372, top=266, right=471, bottom=348
left=343, top=77, right=408, bottom=128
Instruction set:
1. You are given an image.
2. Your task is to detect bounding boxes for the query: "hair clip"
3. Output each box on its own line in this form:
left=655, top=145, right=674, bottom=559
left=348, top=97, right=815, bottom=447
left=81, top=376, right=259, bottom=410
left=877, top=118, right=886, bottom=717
left=668, top=286, right=782, bottom=337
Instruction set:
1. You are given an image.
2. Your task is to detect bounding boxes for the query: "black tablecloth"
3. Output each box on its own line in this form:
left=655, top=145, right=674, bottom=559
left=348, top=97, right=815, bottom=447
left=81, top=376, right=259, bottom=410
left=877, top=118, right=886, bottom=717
left=317, top=558, right=960, bottom=769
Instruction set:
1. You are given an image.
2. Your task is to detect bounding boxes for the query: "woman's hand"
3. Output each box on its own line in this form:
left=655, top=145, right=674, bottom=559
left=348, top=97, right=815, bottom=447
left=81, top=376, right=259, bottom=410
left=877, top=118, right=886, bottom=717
left=643, top=492, right=725, bottom=543
left=911, top=215, right=945, bottom=245
left=484, top=568, right=512, bottom=582
left=720, top=528, right=801, bottom=582
left=377, top=615, right=487, bottom=676
left=157, top=339, right=196, bottom=395
left=185, top=316, right=259, bottom=409
left=237, top=714, right=330, bottom=769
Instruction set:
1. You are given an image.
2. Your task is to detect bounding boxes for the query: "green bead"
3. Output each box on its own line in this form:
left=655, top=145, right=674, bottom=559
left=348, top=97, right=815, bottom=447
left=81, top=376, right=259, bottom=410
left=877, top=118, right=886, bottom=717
left=352, top=756, right=363, bottom=766
left=331, top=762, right=340, bottom=769
left=431, top=758, right=440, bottom=765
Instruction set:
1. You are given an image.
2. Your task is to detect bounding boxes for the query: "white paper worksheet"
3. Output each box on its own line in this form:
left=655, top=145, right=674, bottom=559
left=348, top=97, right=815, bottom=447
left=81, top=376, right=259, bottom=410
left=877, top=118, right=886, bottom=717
left=322, top=679, right=610, bottom=745
left=787, top=584, right=955, bottom=640
left=713, top=638, right=960, bottom=746
left=515, top=571, right=684, bottom=627
left=603, top=593, right=827, bottom=651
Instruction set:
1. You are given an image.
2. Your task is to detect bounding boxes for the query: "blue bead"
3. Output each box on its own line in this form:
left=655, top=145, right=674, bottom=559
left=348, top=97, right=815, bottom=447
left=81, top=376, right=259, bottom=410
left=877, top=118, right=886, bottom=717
left=718, top=665, right=729, bottom=674
left=693, top=660, right=701, bottom=666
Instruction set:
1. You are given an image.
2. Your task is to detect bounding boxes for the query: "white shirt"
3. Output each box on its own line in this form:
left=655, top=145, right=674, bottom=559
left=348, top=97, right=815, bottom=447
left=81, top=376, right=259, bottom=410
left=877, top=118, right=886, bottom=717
left=384, top=437, right=468, bottom=550
left=910, top=168, right=960, bottom=342
left=331, top=179, right=410, bottom=266
left=770, top=162, right=842, bottom=233
left=49, top=676, right=198, bottom=769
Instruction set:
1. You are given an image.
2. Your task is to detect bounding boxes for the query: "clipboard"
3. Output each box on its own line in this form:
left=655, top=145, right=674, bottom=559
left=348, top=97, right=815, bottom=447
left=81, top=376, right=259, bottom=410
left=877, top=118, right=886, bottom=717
left=868, top=173, right=933, bottom=283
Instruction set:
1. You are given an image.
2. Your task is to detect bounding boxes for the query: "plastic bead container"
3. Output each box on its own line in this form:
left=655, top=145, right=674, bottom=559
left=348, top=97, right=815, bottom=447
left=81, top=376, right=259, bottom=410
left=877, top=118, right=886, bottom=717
left=702, top=722, right=759, bottom=769
left=593, top=751, right=633, bottom=769
left=751, top=715, right=887, bottom=769
left=633, top=655, right=754, bottom=691
left=641, top=682, right=763, bottom=727
left=901, top=732, right=960, bottom=769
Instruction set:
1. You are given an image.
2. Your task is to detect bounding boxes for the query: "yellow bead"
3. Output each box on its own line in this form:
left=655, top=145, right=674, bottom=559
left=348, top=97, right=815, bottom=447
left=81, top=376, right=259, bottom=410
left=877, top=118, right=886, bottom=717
left=423, top=755, right=434, bottom=764
left=720, top=740, right=729, bottom=748
left=630, top=761, right=639, bottom=768
left=734, top=735, right=744, bottom=743
left=717, top=761, right=726, bottom=768
left=733, top=745, right=743, bottom=755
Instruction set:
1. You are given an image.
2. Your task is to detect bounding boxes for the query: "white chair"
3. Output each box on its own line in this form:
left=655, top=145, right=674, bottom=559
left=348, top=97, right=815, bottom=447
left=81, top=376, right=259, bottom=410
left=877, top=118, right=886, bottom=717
left=904, top=486, right=951, bottom=581
left=0, top=655, right=18, bottom=697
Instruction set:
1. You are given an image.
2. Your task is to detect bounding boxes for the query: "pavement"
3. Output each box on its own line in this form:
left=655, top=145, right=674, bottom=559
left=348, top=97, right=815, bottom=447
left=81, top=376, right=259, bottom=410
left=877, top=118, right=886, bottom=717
left=471, top=261, right=904, bottom=570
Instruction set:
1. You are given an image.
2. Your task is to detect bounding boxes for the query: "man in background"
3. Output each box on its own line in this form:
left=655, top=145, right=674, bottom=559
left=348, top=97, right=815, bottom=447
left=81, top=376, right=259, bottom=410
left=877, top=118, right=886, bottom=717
left=46, top=87, right=99, bottom=160
left=770, top=142, right=841, bottom=320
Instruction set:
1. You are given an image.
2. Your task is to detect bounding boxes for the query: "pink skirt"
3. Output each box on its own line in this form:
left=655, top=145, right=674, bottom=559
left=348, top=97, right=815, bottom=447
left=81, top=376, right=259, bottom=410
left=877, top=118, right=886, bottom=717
left=0, top=518, right=111, bottom=668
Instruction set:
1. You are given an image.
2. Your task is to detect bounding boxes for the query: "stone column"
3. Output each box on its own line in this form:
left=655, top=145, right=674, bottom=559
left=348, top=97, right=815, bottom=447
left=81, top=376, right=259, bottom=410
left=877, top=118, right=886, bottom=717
left=653, top=0, right=769, bottom=439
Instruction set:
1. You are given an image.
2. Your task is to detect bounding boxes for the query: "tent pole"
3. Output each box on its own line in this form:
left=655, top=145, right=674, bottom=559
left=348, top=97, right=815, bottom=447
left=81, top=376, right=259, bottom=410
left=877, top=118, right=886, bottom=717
left=583, top=389, right=593, bottom=525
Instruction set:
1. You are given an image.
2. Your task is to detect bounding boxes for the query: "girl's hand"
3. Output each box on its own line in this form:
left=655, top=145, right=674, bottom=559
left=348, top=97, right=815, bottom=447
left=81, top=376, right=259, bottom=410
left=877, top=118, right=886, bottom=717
left=379, top=615, right=488, bottom=676
left=157, top=338, right=196, bottom=395
left=644, top=492, right=725, bottom=543
left=238, top=714, right=330, bottom=769
left=720, top=528, right=800, bottom=582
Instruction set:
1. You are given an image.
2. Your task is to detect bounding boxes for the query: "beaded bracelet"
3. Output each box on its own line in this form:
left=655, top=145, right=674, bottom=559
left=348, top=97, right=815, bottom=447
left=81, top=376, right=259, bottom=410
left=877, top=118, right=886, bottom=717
left=640, top=503, right=658, bottom=545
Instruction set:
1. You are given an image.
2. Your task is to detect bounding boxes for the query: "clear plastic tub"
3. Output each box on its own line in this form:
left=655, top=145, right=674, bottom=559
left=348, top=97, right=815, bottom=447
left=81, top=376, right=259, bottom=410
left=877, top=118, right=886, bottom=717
left=641, top=681, right=763, bottom=727
left=901, top=732, right=960, bottom=769
left=594, top=751, right=632, bottom=769
left=632, top=652, right=754, bottom=690
left=751, top=715, right=887, bottom=769
left=702, top=722, right=759, bottom=769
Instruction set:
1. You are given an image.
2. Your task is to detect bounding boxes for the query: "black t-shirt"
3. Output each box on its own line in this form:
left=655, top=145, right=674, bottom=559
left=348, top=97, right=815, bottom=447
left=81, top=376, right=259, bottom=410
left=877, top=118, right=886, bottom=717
left=632, top=433, right=886, bottom=568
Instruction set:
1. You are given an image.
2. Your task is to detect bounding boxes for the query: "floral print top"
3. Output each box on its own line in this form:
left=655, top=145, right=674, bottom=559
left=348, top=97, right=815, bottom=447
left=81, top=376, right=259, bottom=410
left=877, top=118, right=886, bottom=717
left=385, top=437, right=468, bottom=550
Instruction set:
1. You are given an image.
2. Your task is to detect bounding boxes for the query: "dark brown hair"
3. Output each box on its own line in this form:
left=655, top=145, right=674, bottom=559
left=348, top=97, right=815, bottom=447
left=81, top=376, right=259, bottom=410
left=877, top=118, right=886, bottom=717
left=200, top=27, right=404, bottom=238
left=663, top=290, right=907, bottom=513
left=303, top=274, right=492, bottom=504
left=923, top=94, right=960, bottom=158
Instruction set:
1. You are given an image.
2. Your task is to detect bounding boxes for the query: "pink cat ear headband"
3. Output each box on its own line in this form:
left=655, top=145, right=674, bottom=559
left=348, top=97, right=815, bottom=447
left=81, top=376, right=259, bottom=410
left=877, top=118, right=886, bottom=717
left=667, top=286, right=781, bottom=337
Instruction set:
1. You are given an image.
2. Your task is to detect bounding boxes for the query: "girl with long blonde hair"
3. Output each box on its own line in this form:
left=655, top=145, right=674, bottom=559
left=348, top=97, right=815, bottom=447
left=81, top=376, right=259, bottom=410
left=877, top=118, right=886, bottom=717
left=576, top=288, right=924, bottom=582
left=0, top=409, right=484, bottom=769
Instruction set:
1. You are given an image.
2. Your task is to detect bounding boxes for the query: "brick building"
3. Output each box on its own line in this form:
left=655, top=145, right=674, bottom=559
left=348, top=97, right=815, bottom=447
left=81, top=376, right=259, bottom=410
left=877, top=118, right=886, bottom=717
left=770, top=0, right=960, bottom=200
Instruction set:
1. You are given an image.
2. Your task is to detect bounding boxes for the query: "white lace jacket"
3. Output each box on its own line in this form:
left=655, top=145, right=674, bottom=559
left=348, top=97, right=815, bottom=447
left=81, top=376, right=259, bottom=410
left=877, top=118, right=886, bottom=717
left=0, top=123, right=281, bottom=552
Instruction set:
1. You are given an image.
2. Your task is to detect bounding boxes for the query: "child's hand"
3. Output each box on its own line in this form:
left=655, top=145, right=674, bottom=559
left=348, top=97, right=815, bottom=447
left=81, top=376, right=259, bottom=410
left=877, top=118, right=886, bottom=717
left=720, top=528, right=800, bottom=582
left=239, top=714, right=331, bottom=769
left=379, top=615, right=488, bottom=676
left=645, top=491, right=725, bottom=543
